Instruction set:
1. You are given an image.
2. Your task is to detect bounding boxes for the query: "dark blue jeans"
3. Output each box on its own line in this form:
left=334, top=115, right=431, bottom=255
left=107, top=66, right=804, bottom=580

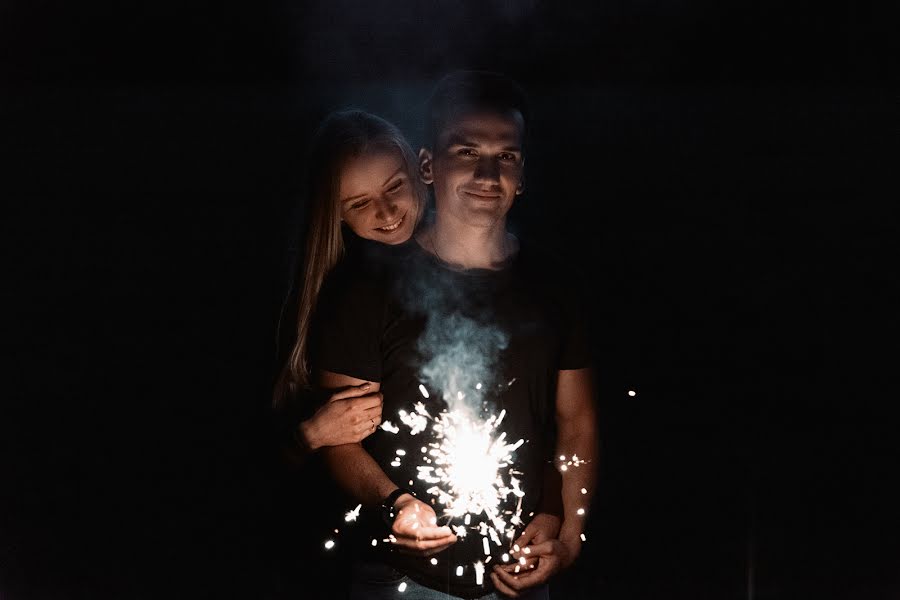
left=349, top=560, right=550, bottom=600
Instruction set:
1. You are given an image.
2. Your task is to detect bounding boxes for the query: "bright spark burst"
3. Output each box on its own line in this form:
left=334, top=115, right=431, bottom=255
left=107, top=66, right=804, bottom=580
left=384, top=384, right=528, bottom=565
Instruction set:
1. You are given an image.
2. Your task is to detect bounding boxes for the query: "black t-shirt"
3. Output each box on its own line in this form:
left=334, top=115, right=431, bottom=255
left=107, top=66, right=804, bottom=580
left=312, top=240, right=590, bottom=598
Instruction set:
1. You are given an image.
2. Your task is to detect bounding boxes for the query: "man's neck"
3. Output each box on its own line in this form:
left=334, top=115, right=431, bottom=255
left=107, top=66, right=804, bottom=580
left=417, top=219, right=517, bottom=271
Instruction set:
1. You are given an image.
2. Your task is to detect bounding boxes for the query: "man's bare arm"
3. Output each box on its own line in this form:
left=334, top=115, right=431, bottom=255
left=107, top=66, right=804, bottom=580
left=555, top=367, right=599, bottom=560
left=317, top=370, right=398, bottom=504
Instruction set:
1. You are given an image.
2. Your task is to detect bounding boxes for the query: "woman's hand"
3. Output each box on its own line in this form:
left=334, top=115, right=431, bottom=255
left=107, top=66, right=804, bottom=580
left=298, top=382, right=383, bottom=450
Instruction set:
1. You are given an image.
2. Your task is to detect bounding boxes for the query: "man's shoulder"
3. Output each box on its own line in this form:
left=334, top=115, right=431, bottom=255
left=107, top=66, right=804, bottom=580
left=516, top=240, right=589, bottom=289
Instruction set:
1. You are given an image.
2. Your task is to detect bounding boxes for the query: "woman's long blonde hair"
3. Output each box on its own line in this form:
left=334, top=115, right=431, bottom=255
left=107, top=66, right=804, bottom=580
left=273, top=110, right=424, bottom=408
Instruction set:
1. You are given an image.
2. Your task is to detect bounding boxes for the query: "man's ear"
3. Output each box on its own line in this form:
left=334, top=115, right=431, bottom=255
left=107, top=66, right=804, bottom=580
left=418, top=148, right=434, bottom=185
left=516, top=158, right=525, bottom=195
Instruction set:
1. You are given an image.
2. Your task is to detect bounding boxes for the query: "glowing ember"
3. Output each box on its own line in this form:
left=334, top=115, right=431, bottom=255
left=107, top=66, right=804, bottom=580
left=456, top=566, right=463, bottom=576
left=628, top=390, right=636, bottom=397
left=398, top=581, right=407, bottom=592
left=581, top=533, right=587, bottom=541
left=577, top=508, right=585, bottom=515
left=475, top=561, right=485, bottom=585
left=324, top=540, right=335, bottom=550
left=345, top=503, right=362, bottom=522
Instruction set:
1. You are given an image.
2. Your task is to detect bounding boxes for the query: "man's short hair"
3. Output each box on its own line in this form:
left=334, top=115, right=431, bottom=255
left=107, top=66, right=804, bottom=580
left=424, top=70, right=530, bottom=151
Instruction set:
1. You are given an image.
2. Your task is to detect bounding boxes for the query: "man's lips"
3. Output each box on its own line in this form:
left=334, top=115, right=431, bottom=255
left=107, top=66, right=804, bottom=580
left=462, top=189, right=502, bottom=199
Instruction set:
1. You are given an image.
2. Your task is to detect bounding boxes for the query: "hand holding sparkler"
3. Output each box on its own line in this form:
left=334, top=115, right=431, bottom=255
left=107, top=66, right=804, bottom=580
left=490, top=534, right=580, bottom=597
left=389, top=493, right=458, bottom=557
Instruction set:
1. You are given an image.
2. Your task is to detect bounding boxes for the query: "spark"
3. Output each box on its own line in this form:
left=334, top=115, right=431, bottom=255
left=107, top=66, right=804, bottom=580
left=324, top=540, right=335, bottom=550
left=628, top=390, right=636, bottom=397
left=581, top=533, right=587, bottom=541
left=456, top=566, right=464, bottom=576
left=501, top=553, right=509, bottom=562
left=581, top=488, right=587, bottom=494
left=419, top=384, right=430, bottom=398
left=523, top=547, right=531, bottom=555
left=577, top=508, right=585, bottom=515
left=381, top=421, right=400, bottom=434
left=344, top=503, right=362, bottom=522
left=430, top=558, right=438, bottom=565
left=482, top=537, right=491, bottom=556
left=398, top=581, right=407, bottom=592
left=475, top=561, right=485, bottom=585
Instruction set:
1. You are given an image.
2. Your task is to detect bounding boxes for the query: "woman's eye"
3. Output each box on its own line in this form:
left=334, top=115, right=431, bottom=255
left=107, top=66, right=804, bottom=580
left=387, top=180, right=404, bottom=193
left=351, top=199, right=371, bottom=210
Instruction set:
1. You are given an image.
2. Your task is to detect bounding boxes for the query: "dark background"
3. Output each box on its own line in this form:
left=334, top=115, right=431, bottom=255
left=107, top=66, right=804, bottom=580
left=2, top=1, right=897, bottom=599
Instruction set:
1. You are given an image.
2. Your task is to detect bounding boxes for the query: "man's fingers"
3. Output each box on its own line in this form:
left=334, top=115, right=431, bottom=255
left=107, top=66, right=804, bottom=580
left=394, top=524, right=455, bottom=541
left=490, top=571, right=520, bottom=597
left=393, top=538, right=457, bottom=556
left=492, top=564, right=528, bottom=593
left=520, top=540, right=556, bottom=556
left=511, top=527, right=536, bottom=558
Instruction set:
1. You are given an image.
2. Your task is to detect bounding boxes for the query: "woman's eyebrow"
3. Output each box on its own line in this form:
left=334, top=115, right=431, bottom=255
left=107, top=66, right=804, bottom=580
left=381, top=166, right=404, bottom=187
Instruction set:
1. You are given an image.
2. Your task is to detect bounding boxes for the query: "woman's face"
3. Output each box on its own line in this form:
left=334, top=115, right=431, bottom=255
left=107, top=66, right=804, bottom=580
left=338, top=148, right=419, bottom=245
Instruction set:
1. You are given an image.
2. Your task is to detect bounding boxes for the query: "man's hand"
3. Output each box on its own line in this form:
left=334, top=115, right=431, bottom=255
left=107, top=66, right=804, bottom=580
left=491, top=530, right=581, bottom=598
left=389, top=494, right=458, bottom=556
left=508, top=513, right=561, bottom=571
left=299, top=383, right=383, bottom=450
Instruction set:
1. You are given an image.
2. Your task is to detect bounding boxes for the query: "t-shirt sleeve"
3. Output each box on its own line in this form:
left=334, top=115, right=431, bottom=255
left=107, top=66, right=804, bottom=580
left=309, top=264, right=386, bottom=383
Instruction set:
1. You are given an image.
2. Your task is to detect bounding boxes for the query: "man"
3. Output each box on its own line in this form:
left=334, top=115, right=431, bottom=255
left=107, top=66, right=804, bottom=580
left=313, top=70, right=598, bottom=599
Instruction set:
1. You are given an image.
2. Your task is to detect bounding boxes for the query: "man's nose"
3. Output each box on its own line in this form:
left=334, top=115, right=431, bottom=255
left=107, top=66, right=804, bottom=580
left=473, top=156, right=501, bottom=183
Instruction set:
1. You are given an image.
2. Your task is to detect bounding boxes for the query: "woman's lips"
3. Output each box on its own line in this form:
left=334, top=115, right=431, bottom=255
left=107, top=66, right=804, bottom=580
left=376, top=215, right=404, bottom=232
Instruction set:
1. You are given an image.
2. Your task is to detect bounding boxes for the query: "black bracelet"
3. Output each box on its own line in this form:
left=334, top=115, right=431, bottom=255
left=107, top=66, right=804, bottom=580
left=380, top=487, right=415, bottom=528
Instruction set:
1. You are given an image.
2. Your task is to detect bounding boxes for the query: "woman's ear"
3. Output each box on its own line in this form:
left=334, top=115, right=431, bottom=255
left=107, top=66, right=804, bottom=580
left=418, top=148, right=434, bottom=185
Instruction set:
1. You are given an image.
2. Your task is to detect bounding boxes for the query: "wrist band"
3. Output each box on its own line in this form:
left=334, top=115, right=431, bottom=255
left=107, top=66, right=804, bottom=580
left=380, top=487, right=415, bottom=528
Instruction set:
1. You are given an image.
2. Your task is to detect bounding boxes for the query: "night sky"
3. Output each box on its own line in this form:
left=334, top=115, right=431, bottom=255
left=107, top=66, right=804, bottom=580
left=2, top=1, right=897, bottom=599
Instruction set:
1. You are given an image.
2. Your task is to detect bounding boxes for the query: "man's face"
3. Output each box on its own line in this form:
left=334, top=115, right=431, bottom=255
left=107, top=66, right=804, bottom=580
left=420, top=109, right=525, bottom=230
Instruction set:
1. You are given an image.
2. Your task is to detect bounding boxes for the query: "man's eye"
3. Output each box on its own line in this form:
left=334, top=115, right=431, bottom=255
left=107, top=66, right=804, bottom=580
left=457, top=148, right=476, bottom=157
left=499, top=153, right=518, bottom=162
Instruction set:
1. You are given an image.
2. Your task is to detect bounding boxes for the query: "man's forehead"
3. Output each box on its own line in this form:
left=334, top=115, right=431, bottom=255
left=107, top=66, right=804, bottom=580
left=437, top=108, right=525, bottom=147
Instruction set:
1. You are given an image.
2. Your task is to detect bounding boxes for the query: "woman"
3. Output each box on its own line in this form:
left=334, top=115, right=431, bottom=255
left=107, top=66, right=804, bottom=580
left=273, top=109, right=427, bottom=460
left=270, top=109, right=428, bottom=600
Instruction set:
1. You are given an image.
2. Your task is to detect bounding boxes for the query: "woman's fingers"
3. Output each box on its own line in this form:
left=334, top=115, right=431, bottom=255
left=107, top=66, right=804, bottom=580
left=327, top=382, right=374, bottom=402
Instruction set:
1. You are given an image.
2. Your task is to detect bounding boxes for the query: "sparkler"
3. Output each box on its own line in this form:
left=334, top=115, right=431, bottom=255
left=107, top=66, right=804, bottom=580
left=381, top=382, right=527, bottom=564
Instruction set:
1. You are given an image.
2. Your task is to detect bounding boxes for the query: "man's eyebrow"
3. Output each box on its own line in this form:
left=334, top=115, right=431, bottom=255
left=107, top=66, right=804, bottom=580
left=445, top=133, right=522, bottom=152
left=342, top=166, right=404, bottom=204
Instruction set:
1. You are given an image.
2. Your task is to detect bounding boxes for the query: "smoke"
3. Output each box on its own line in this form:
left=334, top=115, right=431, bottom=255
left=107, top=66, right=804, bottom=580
left=418, top=312, right=508, bottom=413
left=404, top=266, right=509, bottom=414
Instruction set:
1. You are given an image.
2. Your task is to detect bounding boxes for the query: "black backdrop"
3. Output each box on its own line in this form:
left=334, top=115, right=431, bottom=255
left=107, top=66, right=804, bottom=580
left=2, top=1, right=897, bottom=599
